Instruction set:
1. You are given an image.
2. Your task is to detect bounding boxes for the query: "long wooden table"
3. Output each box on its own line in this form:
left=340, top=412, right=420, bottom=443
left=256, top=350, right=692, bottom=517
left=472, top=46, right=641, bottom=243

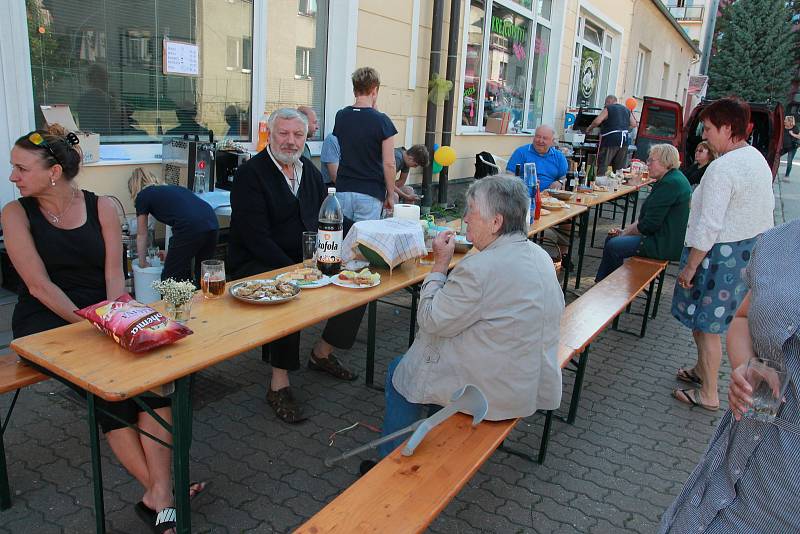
left=10, top=257, right=465, bottom=534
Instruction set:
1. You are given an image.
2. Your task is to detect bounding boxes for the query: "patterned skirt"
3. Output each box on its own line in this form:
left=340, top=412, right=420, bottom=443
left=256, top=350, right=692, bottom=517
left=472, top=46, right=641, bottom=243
left=671, top=237, right=757, bottom=334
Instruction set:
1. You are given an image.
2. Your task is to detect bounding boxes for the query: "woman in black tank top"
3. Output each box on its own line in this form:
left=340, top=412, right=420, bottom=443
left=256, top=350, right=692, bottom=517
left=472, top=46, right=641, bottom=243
left=3, top=129, right=185, bottom=532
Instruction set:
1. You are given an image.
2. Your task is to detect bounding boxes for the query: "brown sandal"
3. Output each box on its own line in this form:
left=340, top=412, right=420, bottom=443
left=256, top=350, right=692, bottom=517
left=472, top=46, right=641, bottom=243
left=672, top=388, right=719, bottom=412
left=308, top=352, right=359, bottom=381
left=267, top=387, right=307, bottom=423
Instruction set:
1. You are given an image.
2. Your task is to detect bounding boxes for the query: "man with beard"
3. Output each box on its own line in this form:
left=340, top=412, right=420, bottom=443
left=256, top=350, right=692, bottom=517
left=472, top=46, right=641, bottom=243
left=228, top=108, right=364, bottom=424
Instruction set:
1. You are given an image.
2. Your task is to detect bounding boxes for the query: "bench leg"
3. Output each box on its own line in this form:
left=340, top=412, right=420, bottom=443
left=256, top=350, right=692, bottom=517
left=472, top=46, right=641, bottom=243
left=651, top=269, right=666, bottom=319
left=640, top=279, right=656, bottom=338
left=538, top=410, right=554, bottom=465
left=612, top=315, right=619, bottom=331
left=0, top=388, right=23, bottom=510
left=567, top=346, right=590, bottom=424
left=172, top=377, right=193, bottom=534
left=87, top=394, right=107, bottom=534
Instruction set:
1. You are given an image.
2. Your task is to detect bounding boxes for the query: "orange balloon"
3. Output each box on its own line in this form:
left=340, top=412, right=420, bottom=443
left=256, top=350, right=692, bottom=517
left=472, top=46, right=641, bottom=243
left=625, top=97, right=637, bottom=111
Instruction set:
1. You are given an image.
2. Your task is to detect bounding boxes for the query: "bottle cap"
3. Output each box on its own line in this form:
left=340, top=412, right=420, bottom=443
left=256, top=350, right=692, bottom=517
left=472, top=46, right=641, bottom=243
left=328, top=187, right=336, bottom=194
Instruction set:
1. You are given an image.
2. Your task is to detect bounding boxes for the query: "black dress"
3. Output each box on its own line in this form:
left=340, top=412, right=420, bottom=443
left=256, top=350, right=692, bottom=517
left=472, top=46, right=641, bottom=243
left=684, top=163, right=708, bottom=186
left=11, top=191, right=169, bottom=432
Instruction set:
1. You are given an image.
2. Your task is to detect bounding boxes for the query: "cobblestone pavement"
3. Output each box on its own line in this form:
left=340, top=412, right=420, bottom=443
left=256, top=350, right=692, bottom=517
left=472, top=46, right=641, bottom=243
left=0, top=175, right=794, bottom=533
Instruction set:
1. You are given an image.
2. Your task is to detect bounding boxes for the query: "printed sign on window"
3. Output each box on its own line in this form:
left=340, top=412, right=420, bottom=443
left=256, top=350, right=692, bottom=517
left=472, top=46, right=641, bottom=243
left=163, top=39, right=199, bottom=76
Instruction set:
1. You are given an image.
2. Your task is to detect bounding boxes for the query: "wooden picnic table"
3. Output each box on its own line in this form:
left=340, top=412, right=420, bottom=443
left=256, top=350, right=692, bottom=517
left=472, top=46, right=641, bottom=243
left=10, top=255, right=467, bottom=534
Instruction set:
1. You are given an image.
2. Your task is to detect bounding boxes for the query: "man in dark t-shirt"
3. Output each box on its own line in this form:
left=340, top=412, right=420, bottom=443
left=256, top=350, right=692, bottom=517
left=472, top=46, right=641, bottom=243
left=333, top=67, right=398, bottom=221
left=588, top=95, right=638, bottom=172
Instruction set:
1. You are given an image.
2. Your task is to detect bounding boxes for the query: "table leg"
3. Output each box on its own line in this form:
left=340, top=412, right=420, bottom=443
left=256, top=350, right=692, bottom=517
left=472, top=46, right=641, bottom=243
left=173, top=377, right=192, bottom=534
left=574, top=210, right=590, bottom=290
left=87, top=394, right=106, bottom=534
left=590, top=204, right=600, bottom=248
left=621, top=193, right=630, bottom=229
left=562, top=220, right=576, bottom=292
left=630, top=189, right=640, bottom=225
left=408, top=284, right=419, bottom=347
left=365, top=301, right=378, bottom=388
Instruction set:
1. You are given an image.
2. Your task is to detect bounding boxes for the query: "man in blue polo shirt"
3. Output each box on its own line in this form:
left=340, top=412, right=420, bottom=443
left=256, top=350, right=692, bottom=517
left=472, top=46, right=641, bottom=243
left=506, top=125, right=568, bottom=190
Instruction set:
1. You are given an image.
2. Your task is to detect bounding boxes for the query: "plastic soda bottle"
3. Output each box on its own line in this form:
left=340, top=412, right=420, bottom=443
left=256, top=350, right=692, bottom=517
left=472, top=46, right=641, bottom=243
left=256, top=112, right=269, bottom=152
left=317, top=187, right=343, bottom=275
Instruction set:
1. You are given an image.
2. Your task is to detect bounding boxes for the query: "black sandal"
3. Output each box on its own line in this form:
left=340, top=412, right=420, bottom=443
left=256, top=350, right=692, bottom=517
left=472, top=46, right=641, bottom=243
left=308, top=352, right=359, bottom=381
left=676, top=367, right=703, bottom=386
left=267, top=387, right=307, bottom=423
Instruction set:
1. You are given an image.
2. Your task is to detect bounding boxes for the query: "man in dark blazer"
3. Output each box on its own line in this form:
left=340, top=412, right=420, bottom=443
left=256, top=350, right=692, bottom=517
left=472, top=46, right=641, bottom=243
left=228, top=108, right=364, bottom=424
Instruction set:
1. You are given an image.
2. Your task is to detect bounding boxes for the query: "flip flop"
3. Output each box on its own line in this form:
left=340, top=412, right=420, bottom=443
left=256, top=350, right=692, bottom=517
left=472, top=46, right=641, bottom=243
left=672, top=388, right=719, bottom=412
left=676, top=367, right=703, bottom=386
left=154, top=507, right=177, bottom=534
left=135, top=481, right=209, bottom=527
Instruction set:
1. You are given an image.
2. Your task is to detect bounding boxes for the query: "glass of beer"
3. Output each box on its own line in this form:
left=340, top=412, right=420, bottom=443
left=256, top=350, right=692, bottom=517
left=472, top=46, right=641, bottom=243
left=420, top=228, right=436, bottom=265
left=201, top=260, right=226, bottom=299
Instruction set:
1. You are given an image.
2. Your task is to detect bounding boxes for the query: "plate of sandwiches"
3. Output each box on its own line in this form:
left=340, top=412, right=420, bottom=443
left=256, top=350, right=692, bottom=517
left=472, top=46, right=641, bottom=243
left=332, top=268, right=381, bottom=289
left=276, top=267, right=331, bottom=288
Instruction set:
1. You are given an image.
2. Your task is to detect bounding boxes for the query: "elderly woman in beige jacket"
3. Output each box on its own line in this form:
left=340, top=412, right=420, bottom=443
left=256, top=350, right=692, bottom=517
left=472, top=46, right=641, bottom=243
left=372, top=174, right=565, bottom=462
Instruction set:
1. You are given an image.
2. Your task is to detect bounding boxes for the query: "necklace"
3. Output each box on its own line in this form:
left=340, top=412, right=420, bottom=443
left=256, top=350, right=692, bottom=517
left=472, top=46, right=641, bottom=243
left=42, top=189, right=77, bottom=225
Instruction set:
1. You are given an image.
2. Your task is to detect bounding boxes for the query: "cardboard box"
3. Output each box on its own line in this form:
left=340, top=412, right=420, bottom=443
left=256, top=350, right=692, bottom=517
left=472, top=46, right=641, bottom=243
left=39, top=104, right=100, bottom=164
left=485, top=112, right=510, bottom=134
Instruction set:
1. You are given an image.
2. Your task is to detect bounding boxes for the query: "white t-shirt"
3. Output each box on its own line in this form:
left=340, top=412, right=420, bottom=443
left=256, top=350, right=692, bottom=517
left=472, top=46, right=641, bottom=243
left=685, top=144, right=774, bottom=251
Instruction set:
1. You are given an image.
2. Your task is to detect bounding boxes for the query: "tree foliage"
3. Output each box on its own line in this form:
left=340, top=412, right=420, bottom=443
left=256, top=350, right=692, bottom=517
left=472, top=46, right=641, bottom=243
left=707, top=0, right=796, bottom=102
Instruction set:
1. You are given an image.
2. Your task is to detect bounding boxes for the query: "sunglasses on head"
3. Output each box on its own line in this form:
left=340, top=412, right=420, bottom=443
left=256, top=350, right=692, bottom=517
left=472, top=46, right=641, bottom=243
left=27, top=132, right=61, bottom=165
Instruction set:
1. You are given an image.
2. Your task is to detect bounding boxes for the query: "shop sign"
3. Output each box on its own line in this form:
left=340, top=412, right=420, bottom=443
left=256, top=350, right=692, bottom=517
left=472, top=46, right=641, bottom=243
left=491, top=16, right=526, bottom=43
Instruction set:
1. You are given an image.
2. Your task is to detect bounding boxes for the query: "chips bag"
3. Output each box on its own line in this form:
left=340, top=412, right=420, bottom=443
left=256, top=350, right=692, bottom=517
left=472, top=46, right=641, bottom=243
left=75, top=294, right=193, bottom=353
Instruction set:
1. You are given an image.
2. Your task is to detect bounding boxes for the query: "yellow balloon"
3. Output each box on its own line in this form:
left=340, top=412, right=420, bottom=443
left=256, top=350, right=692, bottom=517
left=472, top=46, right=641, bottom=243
left=434, top=146, right=457, bottom=167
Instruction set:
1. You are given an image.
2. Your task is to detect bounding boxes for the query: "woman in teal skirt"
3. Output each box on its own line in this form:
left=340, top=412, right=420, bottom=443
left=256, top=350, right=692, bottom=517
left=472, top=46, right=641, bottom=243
left=671, top=97, right=774, bottom=411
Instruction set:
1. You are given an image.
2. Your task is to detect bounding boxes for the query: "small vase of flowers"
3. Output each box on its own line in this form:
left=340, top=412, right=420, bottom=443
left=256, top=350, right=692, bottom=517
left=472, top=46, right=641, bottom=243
left=152, top=278, right=196, bottom=323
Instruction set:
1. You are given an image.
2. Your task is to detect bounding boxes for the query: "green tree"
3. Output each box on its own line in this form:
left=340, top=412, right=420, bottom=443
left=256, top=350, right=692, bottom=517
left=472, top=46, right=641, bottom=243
left=707, top=0, right=795, bottom=102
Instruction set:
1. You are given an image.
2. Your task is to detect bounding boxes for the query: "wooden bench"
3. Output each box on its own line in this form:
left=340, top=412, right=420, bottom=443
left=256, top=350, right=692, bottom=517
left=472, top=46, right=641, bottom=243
left=555, top=257, right=667, bottom=422
left=298, top=257, right=669, bottom=531
left=295, top=413, right=519, bottom=534
left=0, top=352, right=49, bottom=510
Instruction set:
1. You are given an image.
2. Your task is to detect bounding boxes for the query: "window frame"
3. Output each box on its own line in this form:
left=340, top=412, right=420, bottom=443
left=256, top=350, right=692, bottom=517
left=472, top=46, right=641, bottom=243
left=569, top=5, right=623, bottom=110
left=456, top=0, right=540, bottom=134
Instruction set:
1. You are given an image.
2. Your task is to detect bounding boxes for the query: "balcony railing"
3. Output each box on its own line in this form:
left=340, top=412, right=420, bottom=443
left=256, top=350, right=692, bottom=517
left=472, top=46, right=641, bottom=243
left=668, top=6, right=705, bottom=21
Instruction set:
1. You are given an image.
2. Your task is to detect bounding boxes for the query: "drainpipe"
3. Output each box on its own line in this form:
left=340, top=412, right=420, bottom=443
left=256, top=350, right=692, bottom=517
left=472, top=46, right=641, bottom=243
left=437, top=0, right=462, bottom=206
left=699, top=0, right=720, bottom=75
left=422, top=0, right=445, bottom=210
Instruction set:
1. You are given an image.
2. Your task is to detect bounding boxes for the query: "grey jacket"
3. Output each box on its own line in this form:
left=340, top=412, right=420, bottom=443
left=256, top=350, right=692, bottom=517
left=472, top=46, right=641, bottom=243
left=392, top=233, right=565, bottom=420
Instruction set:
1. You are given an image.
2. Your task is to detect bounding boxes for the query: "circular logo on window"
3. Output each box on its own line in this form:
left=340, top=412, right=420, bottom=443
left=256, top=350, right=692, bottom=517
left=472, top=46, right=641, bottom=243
left=581, top=57, right=597, bottom=101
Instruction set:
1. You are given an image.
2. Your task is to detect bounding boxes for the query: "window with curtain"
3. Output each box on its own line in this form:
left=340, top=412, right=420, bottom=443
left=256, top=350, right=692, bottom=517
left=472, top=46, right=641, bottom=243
left=572, top=16, right=617, bottom=109
left=266, top=0, right=328, bottom=141
left=27, top=0, right=255, bottom=143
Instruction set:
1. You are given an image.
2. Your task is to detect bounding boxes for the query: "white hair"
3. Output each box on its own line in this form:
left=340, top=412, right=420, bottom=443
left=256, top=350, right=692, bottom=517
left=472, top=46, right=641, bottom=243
left=268, top=108, right=308, bottom=135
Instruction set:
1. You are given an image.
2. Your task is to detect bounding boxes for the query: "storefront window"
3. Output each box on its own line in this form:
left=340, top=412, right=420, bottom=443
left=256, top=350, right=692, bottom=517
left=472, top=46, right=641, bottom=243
left=462, top=1, right=485, bottom=127
left=27, top=0, right=254, bottom=143
left=527, top=24, right=550, bottom=127
left=265, top=0, right=328, bottom=141
left=483, top=4, right=531, bottom=130
left=461, top=0, right=549, bottom=133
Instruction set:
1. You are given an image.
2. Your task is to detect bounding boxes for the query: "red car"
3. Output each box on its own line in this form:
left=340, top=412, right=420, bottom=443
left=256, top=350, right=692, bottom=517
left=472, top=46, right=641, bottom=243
left=635, top=96, right=784, bottom=179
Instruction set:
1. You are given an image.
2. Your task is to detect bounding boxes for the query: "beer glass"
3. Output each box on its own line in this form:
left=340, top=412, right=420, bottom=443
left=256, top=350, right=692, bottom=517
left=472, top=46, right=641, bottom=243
left=201, top=259, right=226, bottom=299
left=743, top=351, right=789, bottom=422
left=302, top=232, right=317, bottom=268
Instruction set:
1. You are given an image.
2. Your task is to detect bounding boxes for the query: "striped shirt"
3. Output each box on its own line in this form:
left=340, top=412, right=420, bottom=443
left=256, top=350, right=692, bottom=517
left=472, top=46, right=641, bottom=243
left=660, top=219, right=800, bottom=533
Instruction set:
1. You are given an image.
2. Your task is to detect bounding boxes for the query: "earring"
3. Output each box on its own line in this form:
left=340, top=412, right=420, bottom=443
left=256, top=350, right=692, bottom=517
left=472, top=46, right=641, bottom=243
left=50, top=178, right=56, bottom=187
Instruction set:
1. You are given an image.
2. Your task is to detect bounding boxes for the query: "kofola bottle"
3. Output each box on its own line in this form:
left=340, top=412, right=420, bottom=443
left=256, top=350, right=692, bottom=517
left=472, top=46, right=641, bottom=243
left=317, top=187, right=343, bottom=275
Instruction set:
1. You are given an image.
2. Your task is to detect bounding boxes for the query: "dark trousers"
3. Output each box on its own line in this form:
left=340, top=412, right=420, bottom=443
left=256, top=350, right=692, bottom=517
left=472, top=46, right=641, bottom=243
left=231, top=259, right=367, bottom=371
left=598, top=145, right=628, bottom=172
left=162, top=229, right=219, bottom=284
left=786, top=147, right=797, bottom=177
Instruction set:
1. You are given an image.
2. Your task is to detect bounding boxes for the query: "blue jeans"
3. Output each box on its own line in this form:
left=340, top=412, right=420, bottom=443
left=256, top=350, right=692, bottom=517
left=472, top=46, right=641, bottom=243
left=595, top=235, right=643, bottom=282
left=378, top=356, right=438, bottom=458
left=337, top=191, right=383, bottom=222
